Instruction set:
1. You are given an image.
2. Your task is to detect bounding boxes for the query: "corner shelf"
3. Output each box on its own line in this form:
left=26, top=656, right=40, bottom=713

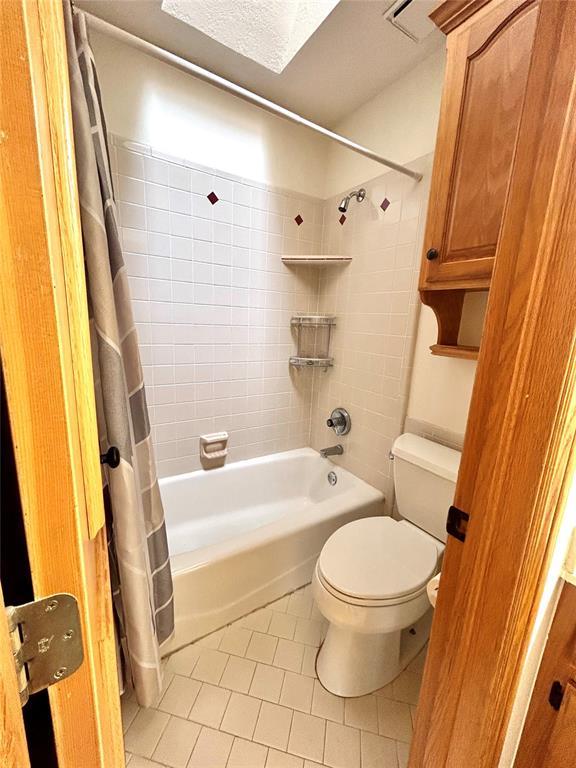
left=290, top=315, right=336, bottom=370
left=421, top=289, right=486, bottom=361
left=289, top=356, right=334, bottom=368
left=430, top=344, right=479, bottom=360
left=282, top=255, right=352, bottom=267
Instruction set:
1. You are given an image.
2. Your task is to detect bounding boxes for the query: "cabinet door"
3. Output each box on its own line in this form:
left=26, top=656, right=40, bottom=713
left=420, top=0, right=539, bottom=290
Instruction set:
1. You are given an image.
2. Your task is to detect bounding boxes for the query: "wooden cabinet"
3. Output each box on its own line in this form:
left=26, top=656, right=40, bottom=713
left=419, top=0, right=540, bottom=358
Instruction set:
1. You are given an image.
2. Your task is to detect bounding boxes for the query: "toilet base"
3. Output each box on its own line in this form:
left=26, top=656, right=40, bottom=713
left=316, top=610, right=432, bottom=697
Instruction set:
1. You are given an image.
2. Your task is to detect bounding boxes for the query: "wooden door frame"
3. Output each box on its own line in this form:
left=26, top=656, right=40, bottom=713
left=0, top=1, right=123, bottom=765
left=410, top=1, right=576, bottom=765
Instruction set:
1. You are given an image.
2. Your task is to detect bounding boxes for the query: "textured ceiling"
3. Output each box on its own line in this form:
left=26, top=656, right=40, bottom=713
left=77, top=0, right=444, bottom=126
left=161, top=0, right=341, bottom=74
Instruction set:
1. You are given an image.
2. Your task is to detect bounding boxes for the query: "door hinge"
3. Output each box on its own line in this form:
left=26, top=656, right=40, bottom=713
left=6, top=593, right=84, bottom=707
left=447, top=505, right=469, bottom=542
left=548, top=680, right=564, bottom=711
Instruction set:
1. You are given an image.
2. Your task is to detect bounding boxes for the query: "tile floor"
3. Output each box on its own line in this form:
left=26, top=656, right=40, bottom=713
left=123, top=585, right=424, bottom=768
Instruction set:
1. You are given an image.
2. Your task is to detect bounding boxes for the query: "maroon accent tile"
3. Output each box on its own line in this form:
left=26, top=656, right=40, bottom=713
left=339, top=214, right=346, bottom=225
left=207, top=191, right=219, bottom=205
left=380, top=197, right=390, bottom=212
left=294, top=214, right=303, bottom=226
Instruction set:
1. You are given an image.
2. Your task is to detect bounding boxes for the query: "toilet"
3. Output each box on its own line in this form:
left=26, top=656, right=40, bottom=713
left=312, top=433, right=460, bottom=697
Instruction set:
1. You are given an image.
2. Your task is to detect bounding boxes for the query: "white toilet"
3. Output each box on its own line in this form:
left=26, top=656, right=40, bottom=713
left=312, top=433, right=460, bottom=697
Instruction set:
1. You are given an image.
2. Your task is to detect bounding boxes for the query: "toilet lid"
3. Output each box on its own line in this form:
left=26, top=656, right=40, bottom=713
left=318, top=517, right=438, bottom=601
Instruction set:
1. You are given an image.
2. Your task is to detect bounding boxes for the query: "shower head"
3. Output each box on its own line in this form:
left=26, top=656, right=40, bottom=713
left=337, top=188, right=366, bottom=213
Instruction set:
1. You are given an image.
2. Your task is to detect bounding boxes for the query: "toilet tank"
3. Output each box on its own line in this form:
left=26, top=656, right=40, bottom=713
left=391, top=433, right=461, bottom=543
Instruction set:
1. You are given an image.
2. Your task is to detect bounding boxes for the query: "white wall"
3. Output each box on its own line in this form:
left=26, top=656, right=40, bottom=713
left=406, top=307, right=478, bottom=437
left=323, top=47, right=446, bottom=199
left=90, top=30, right=329, bottom=197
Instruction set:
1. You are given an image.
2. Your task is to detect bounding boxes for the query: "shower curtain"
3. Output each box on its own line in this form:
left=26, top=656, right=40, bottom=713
left=64, top=2, right=174, bottom=707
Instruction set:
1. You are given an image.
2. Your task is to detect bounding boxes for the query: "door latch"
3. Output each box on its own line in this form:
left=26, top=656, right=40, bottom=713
left=446, top=505, right=469, bottom=542
left=549, top=680, right=565, bottom=711
left=6, top=593, right=84, bottom=707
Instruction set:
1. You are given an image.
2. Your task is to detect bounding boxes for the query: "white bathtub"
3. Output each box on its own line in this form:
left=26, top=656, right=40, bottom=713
left=160, top=448, right=385, bottom=654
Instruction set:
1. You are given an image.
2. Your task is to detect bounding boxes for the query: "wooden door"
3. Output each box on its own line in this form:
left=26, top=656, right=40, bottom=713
left=514, top=583, right=576, bottom=766
left=410, top=0, right=576, bottom=766
left=0, top=1, right=124, bottom=765
left=420, top=0, right=539, bottom=290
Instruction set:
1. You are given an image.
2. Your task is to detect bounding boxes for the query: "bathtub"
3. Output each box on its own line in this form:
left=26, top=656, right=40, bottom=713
left=160, top=448, right=385, bottom=654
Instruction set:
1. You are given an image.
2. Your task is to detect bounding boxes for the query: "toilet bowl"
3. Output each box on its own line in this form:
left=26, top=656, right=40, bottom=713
left=313, top=433, right=460, bottom=697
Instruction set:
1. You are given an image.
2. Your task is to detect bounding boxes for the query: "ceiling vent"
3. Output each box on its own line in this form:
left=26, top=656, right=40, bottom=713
left=384, top=0, right=437, bottom=43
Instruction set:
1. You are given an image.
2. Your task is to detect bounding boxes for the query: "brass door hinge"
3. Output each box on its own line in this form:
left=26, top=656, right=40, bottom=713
left=6, top=593, right=84, bottom=707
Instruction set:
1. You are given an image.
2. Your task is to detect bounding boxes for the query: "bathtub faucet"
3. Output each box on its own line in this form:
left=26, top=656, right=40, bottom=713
left=320, top=444, right=344, bottom=458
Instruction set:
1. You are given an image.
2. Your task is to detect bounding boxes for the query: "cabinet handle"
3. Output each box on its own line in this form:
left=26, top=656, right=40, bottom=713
left=426, top=248, right=439, bottom=260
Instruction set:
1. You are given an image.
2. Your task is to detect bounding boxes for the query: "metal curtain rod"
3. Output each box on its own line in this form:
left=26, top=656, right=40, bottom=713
left=82, top=12, right=423, bottom=182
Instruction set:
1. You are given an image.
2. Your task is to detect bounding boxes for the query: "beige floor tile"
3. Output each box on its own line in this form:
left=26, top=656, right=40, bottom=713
left=220, top=692, right=262, bottom=739
left=128, top=757, right=167, bottom=768
left=397, top=740, right=410, bottom=768
left=269, top=611, right=298, bottom=640
left=311, top=681, right=344, bottom=723
left=287, top=591, right=313, bottom=620
left=391, top=670, right=422, bottom=706
left=280, top=672, right=314, bottom=713
left=219, top=627, right=253, bottom=657
left=227, top=737, right=268, bottom=768
left=250, top=663, right=285, bottom=703
left=152, top=715, right=200, bottom=768
left=377, top=698, right=413, bottom=743
left=246, top=631, right=279, bottom=664
left=191, top=649, right=229, bottom=684
left=273, top=639, right=305, bottom=673
left=121, top=694, right=140, bottom=734
left=302, top=762, right=324, bottom=768
left=360, top=731, right=398, bottom=768
left=406, top=647, right=427, bottom=676
left=220, top=656, right=257, bottom=693
left=410, top=705, right=418, bottom=728
left=158, top=674, right=201, bottom=718
left=300, top=647, right=318, bottom=679
left=309, top=601, right=324, bottom=622
left=253, top=701, right=293, bottom=751
left=324, top=721, right=360, bottom=768
left=126, top=754, right=132, bottom=766
left=287, top=711, right=326, bottom=763
left=268, top=595, right=290, bottom=613
left=124, top=708, right=170, bottom=758
left=165, top=644, right=202, bottom=676
left=242, top=608, right=273, bottom=633
left=344, top=695, right=379, bottom=734
left=197, top=629, right=224, bottom=649
left=266, top=749, right=304, bottom=768
left=188, top=683, right=231, bottom=729
left=294, top=618, right=322, bottom=647
left=187, top=726, right=234, bottom=768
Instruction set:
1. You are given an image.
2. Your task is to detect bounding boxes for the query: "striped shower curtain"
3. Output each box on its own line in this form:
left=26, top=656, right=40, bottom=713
left=64, top=2, right=174, bottom=707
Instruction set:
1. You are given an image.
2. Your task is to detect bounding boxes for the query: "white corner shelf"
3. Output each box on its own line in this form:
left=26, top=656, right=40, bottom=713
left=282, top=255, right=352, bottom=267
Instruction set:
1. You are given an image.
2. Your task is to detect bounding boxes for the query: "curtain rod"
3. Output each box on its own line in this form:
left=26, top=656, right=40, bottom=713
left=82, top=12, right=423, bottom=183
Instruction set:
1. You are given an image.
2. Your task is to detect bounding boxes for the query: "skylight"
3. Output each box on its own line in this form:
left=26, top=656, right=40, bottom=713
left=161, top=0, right=340, bottom=74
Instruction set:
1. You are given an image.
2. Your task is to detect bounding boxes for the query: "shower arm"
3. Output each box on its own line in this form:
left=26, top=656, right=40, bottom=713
left=81, top=11, right=423, bottom=183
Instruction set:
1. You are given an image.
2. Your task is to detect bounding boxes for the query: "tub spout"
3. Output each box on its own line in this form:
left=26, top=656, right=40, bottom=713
left=320, top=444, right=344, bottom=458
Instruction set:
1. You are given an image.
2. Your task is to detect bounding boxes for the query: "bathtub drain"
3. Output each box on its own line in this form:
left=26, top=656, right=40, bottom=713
left=327, top=471, right=337, bottom=486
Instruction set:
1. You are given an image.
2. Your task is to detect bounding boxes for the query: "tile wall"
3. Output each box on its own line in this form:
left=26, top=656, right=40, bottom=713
left=110, top=135, right=323, bottom=478
left=310, top=156, right=434, bottom=498
left=111, top=134, right=432, bottom=496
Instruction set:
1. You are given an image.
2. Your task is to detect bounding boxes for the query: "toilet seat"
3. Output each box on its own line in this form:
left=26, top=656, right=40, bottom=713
left=317, top=517, right=438, bottom=607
